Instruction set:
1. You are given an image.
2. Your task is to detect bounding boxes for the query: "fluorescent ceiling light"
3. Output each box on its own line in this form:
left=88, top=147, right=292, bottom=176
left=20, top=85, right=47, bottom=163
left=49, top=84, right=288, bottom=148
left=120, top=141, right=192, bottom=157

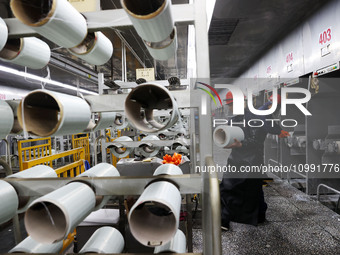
left=0, top=65, right=98, bottom=95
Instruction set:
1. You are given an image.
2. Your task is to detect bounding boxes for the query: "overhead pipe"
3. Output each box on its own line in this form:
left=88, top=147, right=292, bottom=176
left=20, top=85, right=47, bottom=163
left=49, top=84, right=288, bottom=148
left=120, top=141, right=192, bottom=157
left=121, top=0, right=177, bottom=60
left=129, top=164, right=182, bottom=247
left=125, top=83, right=179, bottom=133
left=6, top=165, right=58, bottom=213
left=109, top=136, right=133, bottom=158
left=213, top=126, right=245, bottom=148
left=9, top=236, right=63, bottom=253
left=0, top=100, right=14, bottom=140
left=0, top=37, right=50, bottom=69
left=0, top=180, right=18, bottom=224
left=77, top=163, right=120, bottom=211
left=11, top=0, right=88, bottom=48
left=79, top=227, right=124, bottom=254
left=18, top=89, right=92, bottom=137
left=6, top=100, right=23, bottom=134
left=154, top=229, right=186, bottom=254
left=139, top=135, right=160, bottom=157
left=0, top=17, right=8, bottom=51
left=25, top=182, right=96, bottom=243
left=68, top=32, right=113, bottom=66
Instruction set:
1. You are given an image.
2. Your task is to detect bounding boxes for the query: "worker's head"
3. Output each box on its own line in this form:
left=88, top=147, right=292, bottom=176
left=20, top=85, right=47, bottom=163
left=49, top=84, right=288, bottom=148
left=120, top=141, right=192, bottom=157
left=224, top=91, right=246, bottom=114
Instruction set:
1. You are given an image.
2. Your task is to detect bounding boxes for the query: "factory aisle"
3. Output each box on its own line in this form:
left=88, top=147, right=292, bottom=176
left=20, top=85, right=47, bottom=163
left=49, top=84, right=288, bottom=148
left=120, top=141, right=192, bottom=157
left=193, top=176, right=340, bottom=255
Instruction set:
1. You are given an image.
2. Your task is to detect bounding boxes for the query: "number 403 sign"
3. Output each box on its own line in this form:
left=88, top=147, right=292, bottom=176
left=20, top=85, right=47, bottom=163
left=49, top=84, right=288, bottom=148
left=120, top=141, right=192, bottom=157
left=319, top=27, right=332, bottom=45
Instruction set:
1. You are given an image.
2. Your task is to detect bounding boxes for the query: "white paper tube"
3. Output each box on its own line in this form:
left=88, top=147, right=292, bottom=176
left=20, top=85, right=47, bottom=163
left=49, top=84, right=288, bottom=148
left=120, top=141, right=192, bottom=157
left=18, top=89, right=91, bottom=137
left=9, top=236, right=63, bottom=253
left=121, top=0, right=173, bottom=43
left=69, top=32, right=113, bottom=65
left=0, top=37, right=50, bottom=69
left=0, top=100, right=14, bottom=140
left=139, top=135, right=160, bottom=157
left=79, top=227, right=124, bottom=254
left=11, top=0, right=88, bottom=48
left=0, top=180, right=19, bottom=224
left=153, top=164, right=183, bottom=176
left=144, top=27, right=177, bottom=61
left=77, top=163, right=120, bottom=211
left=109, top=136, right=133, bottom=158
left=154, top=229, right=186, bottom=254
left=7, top=165, right=57, bottom=213
left=125, top=83, right=179, bottom=133
left=6, top=100, right=22, bottom=134
left=213, top=126, right=245, bottom=148
left=0, top=17, right=8, bottom=51
left=129, top=180, right=181, bottom=247
left=92, top=112, right=117, bottom=132
left=25, top=182, right=96, bottom=243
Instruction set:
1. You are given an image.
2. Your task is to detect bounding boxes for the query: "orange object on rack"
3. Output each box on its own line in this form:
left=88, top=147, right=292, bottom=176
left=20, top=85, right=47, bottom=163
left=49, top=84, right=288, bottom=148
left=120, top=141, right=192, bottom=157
left=162, top=153, right=182, bottom=165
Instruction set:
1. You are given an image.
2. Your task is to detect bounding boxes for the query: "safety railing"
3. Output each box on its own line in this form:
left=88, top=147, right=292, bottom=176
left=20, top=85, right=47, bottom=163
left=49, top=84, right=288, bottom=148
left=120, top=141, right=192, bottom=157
left=72, top=133, right=90, bottom=164
left=22, top=148, right=85, bottom=177
left=18, top=137, right=52, bottom=171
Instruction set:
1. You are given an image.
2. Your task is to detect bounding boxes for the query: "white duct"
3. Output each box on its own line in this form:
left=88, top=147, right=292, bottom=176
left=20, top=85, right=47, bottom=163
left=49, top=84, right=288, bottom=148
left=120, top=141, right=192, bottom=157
left=18, top=89, right=91, bottom=137
left=25, top=182, right=96, bottom=243
left=9, top=236, right=63, bottom=253
left=213, top=126, right=245, bottom=148
left=0, top=37, right=50, bottom=69
left=91, top=112, right=117, bottom=132
left=0, top=180, right=19, bottom=224
left=79, top=227, right=124, bottom=254
left=154, top=229, right=186, bottom=254
left=125, top=83, right=179, bottom=133
left=6, top=100, right=23, bottom=134
left=139, top=135, right=160, bottom=157
left=7, top=165, right=57, bottom=213
left=0, top=100, right=14, bottom=139
left=69, top=32, right=113, bottom=65
left=0, top=17, right=8, bottom=51
left=128, top=164, right=182, bottom=247
left=11, top=0, right=88, bottom=48
left=77, top=163, right=120, bottom=211
left=110, top=136, right=133, bottom=158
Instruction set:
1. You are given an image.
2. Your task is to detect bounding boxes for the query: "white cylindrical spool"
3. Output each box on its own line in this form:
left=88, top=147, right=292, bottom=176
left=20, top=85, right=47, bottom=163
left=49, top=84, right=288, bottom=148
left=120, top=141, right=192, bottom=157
left=213, top=126, right=245, bottom=148
left=25, top=182, right=96, bottom=243
left=112, top=113, right=129, bottom=130
left=153, top=164, right=183, bottom=176
left=77, top=163, right=120, bottom=211
left=92, top=112, right=117, bottom=132
left=110, top=136, right=133, bottom=158
left=144, top=27, right=177, bottom=61
left=125, top=83, right=179, bottom=133
left=0, top=37, right=50, bottom=69
left=139, top=135, right=160, bottom=157
left=154, top=229, right=186, bottom=254
left=121, top=0, right=173, bottom=43
left=11, top=0, right=88, bottom=48
left=7, top=165, right=57, bottom=213
left=9, top=236, right=63, bottom=253
left=129, top=181, right=181, bottom=247
left=69, top=32, right=113, bottom=65
left=18, top=89, right=91, bottom=137
left=6, top=100, right=23, bottom=134
left=0, top=17, right=8, bottom=51
left=79, top=227, right=124, bottom=254
left=0, top=180, right=19, bottom=224
left=0, top=100, right=14, bottom=139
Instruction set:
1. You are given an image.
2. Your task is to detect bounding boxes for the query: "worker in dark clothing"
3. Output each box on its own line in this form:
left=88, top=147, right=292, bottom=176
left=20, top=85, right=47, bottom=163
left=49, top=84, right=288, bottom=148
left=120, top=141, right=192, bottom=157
left=220, top=92, right=288, bottom=230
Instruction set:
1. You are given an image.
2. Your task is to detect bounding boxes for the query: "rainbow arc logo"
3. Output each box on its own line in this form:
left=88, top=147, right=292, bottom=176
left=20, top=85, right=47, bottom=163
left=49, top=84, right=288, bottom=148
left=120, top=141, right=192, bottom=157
left=197, top=82, right=223, bottom=107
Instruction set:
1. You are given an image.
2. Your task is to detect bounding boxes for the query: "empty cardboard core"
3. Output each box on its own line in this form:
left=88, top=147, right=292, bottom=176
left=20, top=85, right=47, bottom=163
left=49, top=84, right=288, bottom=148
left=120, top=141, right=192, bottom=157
left=25, top=201, right=67, bottom=243
left=125, top=85, right=174, bottom=132
left=11, top=0, right=54, bottom=26
left=140, top=144, right=155, bottom=153
left=114, top=114, right=123, bottom=126
left=130, top=201, right=177, bottom=246
left=69, top=32, right=96, bottom=55
left=0, top=39, right=21, bottom=60
left=19, top=91, right=61, bottom=137
left=214, top=129, right=227, bottom=146
left=122, top=0, right=165, bottom=16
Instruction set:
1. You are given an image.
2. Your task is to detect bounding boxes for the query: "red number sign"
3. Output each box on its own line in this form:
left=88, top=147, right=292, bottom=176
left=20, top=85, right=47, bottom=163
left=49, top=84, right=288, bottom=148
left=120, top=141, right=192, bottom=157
left=286, top=52, right=293, bottom=63
left=319, top=28, right=332, bottom=45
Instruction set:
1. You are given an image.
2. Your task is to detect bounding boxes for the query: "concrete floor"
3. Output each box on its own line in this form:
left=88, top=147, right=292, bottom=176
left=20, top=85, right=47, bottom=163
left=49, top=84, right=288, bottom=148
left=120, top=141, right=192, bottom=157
left=192, top=176, right=340, bottom=255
